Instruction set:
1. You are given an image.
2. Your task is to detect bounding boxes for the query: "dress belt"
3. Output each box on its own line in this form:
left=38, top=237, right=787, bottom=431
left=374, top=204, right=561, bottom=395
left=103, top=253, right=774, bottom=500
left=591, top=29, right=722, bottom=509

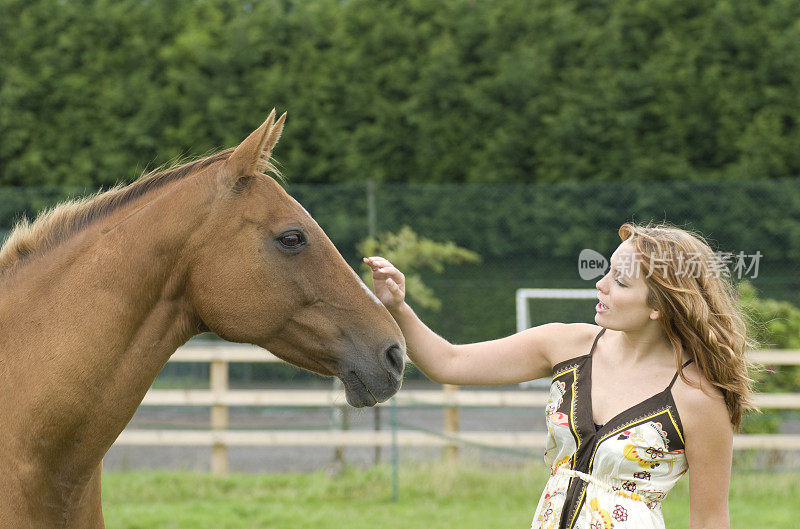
left=554, top=467, right=648, bottom=503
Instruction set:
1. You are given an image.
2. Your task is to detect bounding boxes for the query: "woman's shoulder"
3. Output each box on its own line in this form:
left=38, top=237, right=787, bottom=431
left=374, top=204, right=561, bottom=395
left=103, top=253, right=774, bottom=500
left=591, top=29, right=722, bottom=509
left=546, top=323, right=604, bottom=367
left=672, top=363, right=726, bottom=407
left=671, top=364, right=730, bottom=437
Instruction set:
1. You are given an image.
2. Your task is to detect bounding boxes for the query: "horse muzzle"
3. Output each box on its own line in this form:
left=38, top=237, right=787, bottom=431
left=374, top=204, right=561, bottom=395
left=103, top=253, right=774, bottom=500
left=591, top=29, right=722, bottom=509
left=338, top=342, right=405, bottom=407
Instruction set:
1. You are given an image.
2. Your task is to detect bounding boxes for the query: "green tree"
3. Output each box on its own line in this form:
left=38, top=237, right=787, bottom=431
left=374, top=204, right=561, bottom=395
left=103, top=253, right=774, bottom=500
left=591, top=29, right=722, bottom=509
left=357, top=226, right=480, bottom=311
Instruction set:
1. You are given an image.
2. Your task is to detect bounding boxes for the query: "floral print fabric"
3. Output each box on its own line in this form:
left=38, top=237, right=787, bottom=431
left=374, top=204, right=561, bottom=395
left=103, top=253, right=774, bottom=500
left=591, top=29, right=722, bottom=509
left=531, top=328, right=690, bottom=529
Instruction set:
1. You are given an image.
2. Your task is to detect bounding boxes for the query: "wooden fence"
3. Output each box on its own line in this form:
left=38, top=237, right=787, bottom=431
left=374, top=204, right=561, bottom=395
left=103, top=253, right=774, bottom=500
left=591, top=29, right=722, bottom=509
left=114, top=343, right=800, bottom=475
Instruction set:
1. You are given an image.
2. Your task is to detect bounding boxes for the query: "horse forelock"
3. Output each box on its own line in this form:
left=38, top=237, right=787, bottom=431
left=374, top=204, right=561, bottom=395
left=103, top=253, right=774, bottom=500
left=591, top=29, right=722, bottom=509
left=0, top=147, right=260, bottom=277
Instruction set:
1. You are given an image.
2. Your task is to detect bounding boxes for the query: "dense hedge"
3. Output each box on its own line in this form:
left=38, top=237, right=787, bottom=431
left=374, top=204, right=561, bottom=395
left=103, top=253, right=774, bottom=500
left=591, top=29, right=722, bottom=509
left=3, top=0, right=800, bottom=187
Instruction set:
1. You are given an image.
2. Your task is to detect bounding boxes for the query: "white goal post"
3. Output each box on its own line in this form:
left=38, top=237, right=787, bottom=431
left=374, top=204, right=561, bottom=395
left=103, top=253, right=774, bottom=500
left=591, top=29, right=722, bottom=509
left=516, top=288, right=598, bottom=388
left=515, top=288, right=599, bottom=333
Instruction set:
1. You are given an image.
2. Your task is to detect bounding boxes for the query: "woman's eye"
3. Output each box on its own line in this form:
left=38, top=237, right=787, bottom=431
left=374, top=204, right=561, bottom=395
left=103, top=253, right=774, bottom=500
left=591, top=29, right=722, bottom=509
left=614, top=277, right=625, bottom=286
left=278, top=231, right=306, bottom=249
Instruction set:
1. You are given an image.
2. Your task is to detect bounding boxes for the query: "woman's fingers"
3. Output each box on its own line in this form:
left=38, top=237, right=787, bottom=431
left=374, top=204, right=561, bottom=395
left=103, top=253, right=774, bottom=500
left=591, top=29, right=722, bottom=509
left=384, top=277, right=404, bottom=306
left=373, top=267, right=399, bottom=278
left=363, top=256, right=394, bottom=270
left=363, top=256, right=405, bottom=307
left=364, top=258, right=402, bottom=278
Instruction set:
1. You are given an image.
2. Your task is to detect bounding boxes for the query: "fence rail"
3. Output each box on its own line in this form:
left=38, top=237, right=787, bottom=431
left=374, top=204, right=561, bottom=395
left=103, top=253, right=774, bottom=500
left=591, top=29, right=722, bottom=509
left=141, top=389, right=800, bottom=409
left=115, top=430, right=800, bottom=450
left=113, top=343, right=800, bottom=474
left=170, top=343, right=800, bottom=364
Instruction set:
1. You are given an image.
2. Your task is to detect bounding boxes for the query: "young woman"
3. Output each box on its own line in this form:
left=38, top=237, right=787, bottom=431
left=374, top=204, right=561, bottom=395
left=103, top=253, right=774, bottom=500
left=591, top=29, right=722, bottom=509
left=364, top=222, right=753, bottom=529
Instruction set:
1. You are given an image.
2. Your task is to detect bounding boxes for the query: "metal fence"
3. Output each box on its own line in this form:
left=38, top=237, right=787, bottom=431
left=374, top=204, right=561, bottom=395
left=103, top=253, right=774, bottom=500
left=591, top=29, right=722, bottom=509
left=3, top=180, right=800, bottom=347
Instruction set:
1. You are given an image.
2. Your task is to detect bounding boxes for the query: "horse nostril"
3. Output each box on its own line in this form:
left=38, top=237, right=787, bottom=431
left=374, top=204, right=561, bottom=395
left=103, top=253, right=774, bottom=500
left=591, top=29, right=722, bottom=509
left=383, top=343, right=405, bottom=379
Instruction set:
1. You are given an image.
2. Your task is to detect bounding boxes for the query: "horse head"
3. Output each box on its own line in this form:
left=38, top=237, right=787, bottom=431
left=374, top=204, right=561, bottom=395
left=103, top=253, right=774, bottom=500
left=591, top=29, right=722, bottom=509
left=185, top=110, right=405, bottom=406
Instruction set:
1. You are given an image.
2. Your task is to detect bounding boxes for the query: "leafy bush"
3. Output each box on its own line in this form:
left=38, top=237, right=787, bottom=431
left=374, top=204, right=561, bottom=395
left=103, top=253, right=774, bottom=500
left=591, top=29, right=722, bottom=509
left=738, top=281, right=800, bottom=433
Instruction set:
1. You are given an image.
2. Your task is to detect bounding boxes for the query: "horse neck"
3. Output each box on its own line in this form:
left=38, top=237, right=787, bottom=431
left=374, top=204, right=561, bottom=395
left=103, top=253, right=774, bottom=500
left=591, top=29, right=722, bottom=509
left=0, top=177, right=211, bottom=478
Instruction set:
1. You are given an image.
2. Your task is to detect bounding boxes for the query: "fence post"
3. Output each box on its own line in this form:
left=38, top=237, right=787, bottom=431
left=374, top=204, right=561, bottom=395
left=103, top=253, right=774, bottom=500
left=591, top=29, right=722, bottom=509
left=331, top=378, right=349, bottom=469
left=443, top=384, right=459, bottom=463
left=210, top=359, right=229, bottom=476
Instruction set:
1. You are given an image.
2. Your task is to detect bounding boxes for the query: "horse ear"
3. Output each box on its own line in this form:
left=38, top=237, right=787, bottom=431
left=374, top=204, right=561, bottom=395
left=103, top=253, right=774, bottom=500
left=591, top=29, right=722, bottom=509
left=224, top=109, right=287, bottom=178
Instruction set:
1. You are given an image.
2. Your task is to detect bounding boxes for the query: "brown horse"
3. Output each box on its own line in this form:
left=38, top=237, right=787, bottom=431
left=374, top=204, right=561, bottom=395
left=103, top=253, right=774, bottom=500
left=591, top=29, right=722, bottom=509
left=0, top=110, right=405, bottom=528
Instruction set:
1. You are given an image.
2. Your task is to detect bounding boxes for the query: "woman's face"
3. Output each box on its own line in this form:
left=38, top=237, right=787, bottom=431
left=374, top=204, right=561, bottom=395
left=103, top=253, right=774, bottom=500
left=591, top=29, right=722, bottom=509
left=594, top=240, right=659, bottom=331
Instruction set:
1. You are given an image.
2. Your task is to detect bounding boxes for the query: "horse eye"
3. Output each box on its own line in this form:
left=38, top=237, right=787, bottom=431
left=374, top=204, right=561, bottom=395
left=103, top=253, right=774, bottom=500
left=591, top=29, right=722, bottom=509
left=277, top=231, right=306, bottom=249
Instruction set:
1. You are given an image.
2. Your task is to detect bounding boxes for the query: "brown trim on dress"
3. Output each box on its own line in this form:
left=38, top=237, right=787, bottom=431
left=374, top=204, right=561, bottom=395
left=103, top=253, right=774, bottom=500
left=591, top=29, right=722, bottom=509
left=553, top=328, right=689, bottom=529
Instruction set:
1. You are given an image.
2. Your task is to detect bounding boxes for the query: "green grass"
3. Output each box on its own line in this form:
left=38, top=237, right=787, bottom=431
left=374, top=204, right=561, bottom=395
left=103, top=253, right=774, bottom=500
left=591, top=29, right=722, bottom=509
left=102, top=463, right=799, bottom=529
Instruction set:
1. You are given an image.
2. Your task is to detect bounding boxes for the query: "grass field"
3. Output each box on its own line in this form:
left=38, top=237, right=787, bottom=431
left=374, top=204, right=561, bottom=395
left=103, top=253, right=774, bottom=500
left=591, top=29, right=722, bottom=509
left=102, top=463, right=798, bottom=528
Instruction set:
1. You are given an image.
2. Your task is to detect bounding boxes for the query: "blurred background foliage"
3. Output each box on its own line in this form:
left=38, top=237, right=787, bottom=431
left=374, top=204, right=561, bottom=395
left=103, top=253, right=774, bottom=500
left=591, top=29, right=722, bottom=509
left=3, top=0, right=800, bottom=187
left=738, top=281, right=800, bottom=432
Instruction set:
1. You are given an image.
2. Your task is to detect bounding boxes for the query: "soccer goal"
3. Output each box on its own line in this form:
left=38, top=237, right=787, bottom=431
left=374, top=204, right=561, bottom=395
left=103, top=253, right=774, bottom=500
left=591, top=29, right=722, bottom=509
left=516, top=288, right=598, bottom=388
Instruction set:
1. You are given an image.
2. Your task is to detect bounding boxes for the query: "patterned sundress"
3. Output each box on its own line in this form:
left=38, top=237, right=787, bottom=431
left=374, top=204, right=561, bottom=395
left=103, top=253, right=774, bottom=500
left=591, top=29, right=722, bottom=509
left=531, top=328, right=692, bottom=529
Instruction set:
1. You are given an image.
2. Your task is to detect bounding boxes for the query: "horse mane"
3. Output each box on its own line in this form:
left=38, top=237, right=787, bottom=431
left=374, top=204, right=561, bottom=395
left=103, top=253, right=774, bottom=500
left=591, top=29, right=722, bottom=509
left=0, top=148, right=234, bottom=276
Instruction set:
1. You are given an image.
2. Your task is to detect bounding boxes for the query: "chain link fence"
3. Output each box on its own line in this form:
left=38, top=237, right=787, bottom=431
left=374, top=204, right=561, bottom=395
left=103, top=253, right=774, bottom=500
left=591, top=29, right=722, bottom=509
left=3, top=179, right=799, bottom=345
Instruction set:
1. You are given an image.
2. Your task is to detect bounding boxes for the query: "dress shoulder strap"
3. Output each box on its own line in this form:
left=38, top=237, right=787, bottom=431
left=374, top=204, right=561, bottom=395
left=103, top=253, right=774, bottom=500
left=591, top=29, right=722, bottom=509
left=589, top=327, right=606, bottom=356
left=667, top=358, right=694, bottom=390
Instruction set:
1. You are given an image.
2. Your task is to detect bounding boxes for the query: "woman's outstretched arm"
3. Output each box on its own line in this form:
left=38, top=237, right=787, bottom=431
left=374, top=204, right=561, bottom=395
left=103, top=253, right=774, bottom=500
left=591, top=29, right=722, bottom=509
left=364, top=256, right=591, bottom=385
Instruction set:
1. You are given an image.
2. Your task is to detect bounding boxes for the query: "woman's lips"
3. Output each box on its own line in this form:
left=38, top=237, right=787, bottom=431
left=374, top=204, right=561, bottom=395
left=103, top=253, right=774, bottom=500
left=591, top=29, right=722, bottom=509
left=596, top=301, right=610, bottom=313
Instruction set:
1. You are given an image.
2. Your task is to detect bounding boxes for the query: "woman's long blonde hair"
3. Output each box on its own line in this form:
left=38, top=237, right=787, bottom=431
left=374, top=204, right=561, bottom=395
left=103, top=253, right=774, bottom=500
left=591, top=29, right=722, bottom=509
left=618, top=222, right=756, bottom=430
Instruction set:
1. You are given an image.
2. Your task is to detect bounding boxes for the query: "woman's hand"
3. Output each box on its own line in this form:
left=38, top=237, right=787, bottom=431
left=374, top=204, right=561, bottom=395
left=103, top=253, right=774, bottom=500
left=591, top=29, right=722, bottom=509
left=363, top=256, right=406, bottom=311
